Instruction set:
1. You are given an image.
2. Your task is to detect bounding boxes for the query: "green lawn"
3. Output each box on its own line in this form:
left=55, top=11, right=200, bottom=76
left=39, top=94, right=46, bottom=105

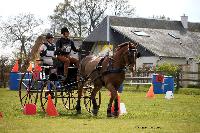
left=0, top=87, right=200, bottom=133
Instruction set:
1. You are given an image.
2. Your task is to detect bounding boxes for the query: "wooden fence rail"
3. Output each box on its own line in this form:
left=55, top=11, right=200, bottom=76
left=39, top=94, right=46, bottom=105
left=125, top=70, right=200, bottom=89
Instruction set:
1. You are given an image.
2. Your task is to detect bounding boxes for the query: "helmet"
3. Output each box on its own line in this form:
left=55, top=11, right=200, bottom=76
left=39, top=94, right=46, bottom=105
left=61, top=27, right=69, bottom=34
left=46, top=33, right=54, bottom=39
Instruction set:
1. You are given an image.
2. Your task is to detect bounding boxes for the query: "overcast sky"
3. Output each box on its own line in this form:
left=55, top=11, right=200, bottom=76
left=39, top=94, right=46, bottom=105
left=0, top=0, right=199, bottom=23
left=0, top=0, right=199, bottom=57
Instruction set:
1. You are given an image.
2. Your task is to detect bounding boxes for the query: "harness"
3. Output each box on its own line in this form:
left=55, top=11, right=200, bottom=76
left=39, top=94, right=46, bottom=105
left=89, top=56, right=126, bottom=85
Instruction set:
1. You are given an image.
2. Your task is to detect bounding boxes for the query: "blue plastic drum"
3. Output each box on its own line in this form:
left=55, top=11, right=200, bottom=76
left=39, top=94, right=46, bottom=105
left=9, top=72, right=20, bottom=90
left=152, top=74, right=164, bottom=94
left=164, top=76, right=174, bottom=93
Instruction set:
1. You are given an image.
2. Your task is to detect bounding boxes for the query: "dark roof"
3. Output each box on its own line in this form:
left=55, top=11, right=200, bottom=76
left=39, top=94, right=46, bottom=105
left=84, top=16, right=200, bottom=58
left=109, top=16, right=200, bottom=32
left=111, top=26, right=200, bottom=58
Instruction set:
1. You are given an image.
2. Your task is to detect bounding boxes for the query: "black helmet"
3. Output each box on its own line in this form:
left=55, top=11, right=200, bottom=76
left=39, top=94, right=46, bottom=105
left=46, top=33, right=54, bottom=39
left=61, top=27, right=69, bottom=34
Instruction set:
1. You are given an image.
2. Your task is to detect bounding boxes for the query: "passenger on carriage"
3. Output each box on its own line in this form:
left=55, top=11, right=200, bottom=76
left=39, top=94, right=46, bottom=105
left=39, top=33, right=56, bottom=75
left=55, top=27, right=80, bottom=76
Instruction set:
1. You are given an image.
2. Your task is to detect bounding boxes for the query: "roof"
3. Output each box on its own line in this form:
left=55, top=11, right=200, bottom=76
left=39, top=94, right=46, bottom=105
left=84, top=16, right=200, bottom=58
left=111, top=26, right=200, bottom=58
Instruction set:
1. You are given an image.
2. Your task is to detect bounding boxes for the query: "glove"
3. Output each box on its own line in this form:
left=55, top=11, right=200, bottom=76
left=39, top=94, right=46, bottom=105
left=40, top=50, right=47, bottom=57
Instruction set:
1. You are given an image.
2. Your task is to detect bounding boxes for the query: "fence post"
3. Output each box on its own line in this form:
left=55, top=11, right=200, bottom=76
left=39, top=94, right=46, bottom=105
left=198, top=63, right=200, bottom=87
left=175, top=70, right=180, bottom=91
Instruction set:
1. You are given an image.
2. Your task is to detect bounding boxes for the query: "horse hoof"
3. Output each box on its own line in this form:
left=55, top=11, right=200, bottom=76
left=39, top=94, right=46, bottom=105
left=92, top=109, right=98, bottom=116
left=113, top=112, right=119, bottom=117
left=107, top=113, right=114, bottom=117
left=76, top=110, right=81, bottom=114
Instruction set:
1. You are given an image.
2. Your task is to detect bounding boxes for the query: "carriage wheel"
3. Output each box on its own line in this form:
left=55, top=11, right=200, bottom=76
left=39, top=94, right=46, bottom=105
left=61, top=87, right=78, bottom=110
left=19, top=71, right=41, bottom=108
left=40, top=80, right=57, bottom=112
left=83, top=82, right=101, bottom=113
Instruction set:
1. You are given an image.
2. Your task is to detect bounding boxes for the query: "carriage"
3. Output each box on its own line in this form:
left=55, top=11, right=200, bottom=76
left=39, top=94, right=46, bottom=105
left=19, top=41, right=139, bottom=117
left=18, top=49, right=101, bottom=114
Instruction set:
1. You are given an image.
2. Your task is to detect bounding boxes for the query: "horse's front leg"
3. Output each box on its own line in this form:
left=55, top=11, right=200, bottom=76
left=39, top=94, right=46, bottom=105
left=106, top=83, right=118, bottom=117
left=91, top=85, right=101, bottom=116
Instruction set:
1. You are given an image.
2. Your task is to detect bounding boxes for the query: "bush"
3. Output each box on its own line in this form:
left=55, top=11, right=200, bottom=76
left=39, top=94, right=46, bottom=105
left=156, top=63, right=180, bottom=76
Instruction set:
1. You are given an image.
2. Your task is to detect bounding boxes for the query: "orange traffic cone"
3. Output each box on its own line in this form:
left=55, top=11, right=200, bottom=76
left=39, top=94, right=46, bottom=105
left=46, top=94, right=59, bottom=117
left=111, top=92, right=121, bottom=114
left=146, top=84, right=155, bottom=98
left=27, top=62, right=32, bottom=72
left=11, top=60, right=19, bottom=72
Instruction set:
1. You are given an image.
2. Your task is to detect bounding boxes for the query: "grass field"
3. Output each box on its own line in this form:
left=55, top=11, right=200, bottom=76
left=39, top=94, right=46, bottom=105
left=0, top=86, right=200, bottom=133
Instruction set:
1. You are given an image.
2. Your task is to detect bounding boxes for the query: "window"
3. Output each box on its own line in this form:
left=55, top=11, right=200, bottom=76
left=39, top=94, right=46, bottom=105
left=168, top=33, right=180, bottom=39
left=131, top=30, right=150, bottom=37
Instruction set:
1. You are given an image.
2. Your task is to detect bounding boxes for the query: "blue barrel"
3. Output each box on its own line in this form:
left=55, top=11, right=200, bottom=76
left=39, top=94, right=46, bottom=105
left=9, top=72, right=20, bottom=90
left=152, top=74, right=164, bottom=94
left=164, top=76, right=174, bottom=93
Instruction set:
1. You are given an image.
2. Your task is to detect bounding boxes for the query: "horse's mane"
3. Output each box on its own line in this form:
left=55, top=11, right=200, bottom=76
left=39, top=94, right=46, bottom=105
left=30, top=35, right=45, bottom=61
left=115, top=42, right=129, bottom=52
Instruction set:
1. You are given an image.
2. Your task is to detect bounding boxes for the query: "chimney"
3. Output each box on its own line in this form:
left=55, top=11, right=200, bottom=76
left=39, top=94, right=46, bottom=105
left=181, top=14, right=188, bottom=29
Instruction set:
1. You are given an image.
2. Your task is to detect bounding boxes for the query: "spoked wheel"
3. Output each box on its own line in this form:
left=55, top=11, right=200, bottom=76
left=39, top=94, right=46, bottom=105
left=40, top=80, right=57, bottom=112
left=61, top=86, right=78, bottom=110
left=19, top=71, right=42, bottom=108
left=83, top=82, right=101, bottom=113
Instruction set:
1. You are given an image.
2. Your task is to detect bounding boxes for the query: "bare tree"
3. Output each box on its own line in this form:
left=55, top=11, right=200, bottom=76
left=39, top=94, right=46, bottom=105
left=50, top=0, right=108, bottom=37
left=0, top=56, right=10, bottom=88
left=152, top=14, right=170, bottom=20
left=50, top=0, right=135, bottom=37
left=84, top=0, right=108, bottom=33
left=50, top=0, right=88, bottom=37
left=109, top=0, right=135, bottom=17
left=0, top=13, right=43, bottom=61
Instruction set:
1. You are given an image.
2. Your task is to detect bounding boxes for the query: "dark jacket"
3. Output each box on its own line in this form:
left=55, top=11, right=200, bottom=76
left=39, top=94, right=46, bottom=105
left=55, top=37, right=79, bottom=55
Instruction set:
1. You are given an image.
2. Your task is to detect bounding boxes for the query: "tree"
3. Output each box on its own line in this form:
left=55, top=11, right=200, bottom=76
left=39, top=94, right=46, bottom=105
left=0, top=56, right=10, bottom=88
left=0, top=13, right=43, bottom=62
left=152, top=14, right=170, bottom=20
left=50, top=0, right=88, bottom=37
left=109, top=0, right=135, bottom=17
left=84, top=0, right=108, bottom=33
left=50, top=0, right=136, bottom=37
left=50, top=0, right=108, bottom=37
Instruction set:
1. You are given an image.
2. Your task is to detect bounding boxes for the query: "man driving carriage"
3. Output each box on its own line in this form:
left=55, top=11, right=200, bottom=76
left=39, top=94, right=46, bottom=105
left=55, top=27, right=80, bottom=77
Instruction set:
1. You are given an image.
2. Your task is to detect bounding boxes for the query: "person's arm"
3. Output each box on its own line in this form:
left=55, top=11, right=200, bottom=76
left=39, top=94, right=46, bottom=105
left=55, top=39, right=63, bottom=55
left=70, top=40, right=79, bottom=52
left=39, top=44, right=47, bottom=57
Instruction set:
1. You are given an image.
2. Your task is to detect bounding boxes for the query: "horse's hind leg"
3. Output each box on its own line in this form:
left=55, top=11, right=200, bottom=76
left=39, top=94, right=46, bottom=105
left=76, top=83, right=84, bottom=114
left=106, top=83, right=118, bottom=117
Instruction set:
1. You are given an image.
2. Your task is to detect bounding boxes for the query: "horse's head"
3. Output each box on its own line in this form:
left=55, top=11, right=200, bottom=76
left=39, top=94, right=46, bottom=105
left=116, top=41, right=140, bottom=68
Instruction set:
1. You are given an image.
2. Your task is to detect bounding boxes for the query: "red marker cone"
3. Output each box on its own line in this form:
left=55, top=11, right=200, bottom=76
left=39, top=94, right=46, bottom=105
left=0, top=112, right=3, bottom=119
left=146, top=84, right=155, bottom=98
left=11, top=60, right=19, bottom=72
left=23, top=104, right=37, bottom=115
left=46, top=94, right=59, bottom=117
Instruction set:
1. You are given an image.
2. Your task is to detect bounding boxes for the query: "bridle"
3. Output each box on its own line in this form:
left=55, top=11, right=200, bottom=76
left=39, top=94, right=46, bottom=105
left=121, top=43, right=138, bottom=67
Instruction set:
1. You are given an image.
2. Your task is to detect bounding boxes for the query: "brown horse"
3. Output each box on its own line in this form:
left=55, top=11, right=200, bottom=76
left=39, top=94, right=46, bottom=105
left=76, top=42, right=140, bottom=117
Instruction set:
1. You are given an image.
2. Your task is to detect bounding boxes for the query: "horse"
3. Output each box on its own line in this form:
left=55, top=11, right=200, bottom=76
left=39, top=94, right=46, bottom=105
left=75, top=41, right=140, bottom=117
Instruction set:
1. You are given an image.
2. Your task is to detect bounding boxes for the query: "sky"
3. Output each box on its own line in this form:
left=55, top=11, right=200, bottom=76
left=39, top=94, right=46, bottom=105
left=0, top=0, right=200, bottom=56
left=0, top=0, right=200, bottom=23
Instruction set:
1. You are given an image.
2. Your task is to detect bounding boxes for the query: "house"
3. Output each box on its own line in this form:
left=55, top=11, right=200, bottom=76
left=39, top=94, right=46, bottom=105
left=83, top=15, right=200, bottom=86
